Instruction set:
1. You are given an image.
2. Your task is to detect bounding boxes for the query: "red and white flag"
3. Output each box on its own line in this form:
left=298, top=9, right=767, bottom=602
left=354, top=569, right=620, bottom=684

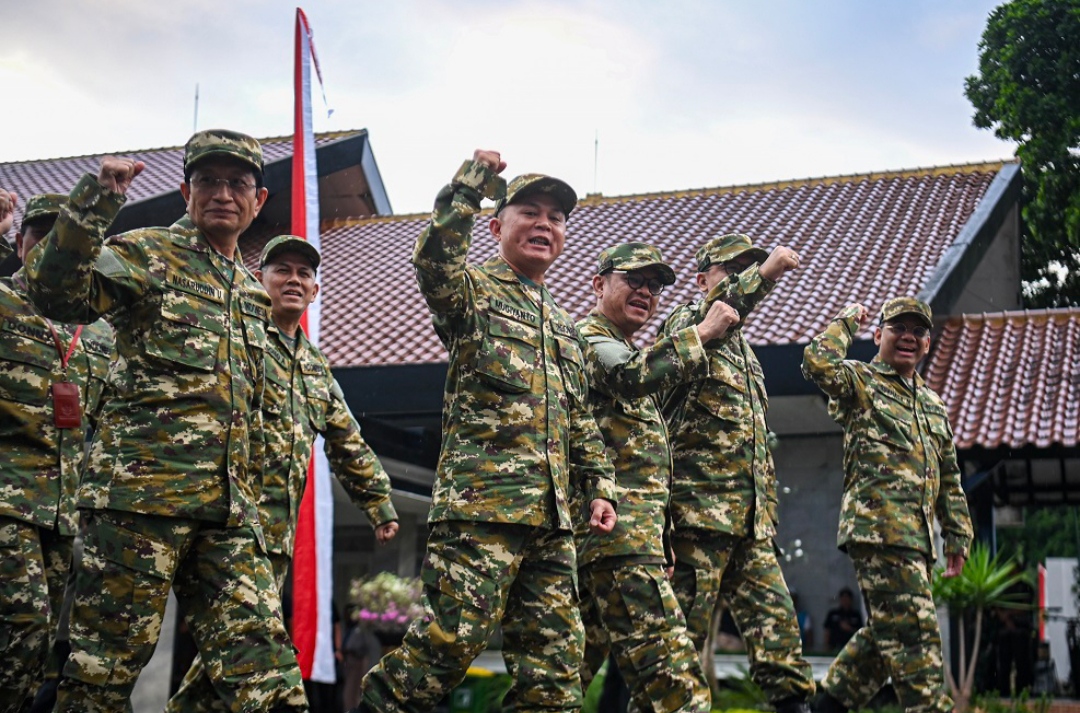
left=290, top=6, right=336, bottom=683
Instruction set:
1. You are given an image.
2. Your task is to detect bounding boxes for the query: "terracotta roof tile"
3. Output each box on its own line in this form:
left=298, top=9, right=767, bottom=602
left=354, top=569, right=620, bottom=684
left=0, top=131, right=355, bottom=226
left=316, top=164, right=1005, bottom=367
left=925, top=309, right=1080, bottom=450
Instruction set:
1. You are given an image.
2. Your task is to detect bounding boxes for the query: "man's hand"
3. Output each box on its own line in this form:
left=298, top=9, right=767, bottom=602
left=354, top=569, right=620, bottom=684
left=588, top=499, right=617, bottom=535
left=943, top=553, right=966, bottom=578
left=696, top=300, right=740, bottom=343
left=375, top=521, right=399, bottom=545
left=759, top=246, right=802, bottom=281
left=842, top=303, right=871, bottom=329
left=472, top=149, right=506, bottom=174
left=0, top=190, right=16, bottom=235
left=97, top=156, right=145, bottom=195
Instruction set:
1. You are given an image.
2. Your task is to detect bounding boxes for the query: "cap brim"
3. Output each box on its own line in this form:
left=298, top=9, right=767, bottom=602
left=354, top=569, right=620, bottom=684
left=187, top=150, right=263, bottom=174
left=617, top=261, right=676, bottom=285
left=262, top=241, right=321, bottom=269
left=895, top=311, right=932, bottom=329
left=507, top=177, right=577, bottom=216
left=735, top=247, right=770, bottom=264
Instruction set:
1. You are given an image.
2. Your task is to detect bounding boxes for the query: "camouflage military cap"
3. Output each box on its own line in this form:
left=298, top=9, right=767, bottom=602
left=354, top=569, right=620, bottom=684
left=695, top=233, right=769, bottom=272
left=880, top=296, right=932, bottom=328
left=184, top=129, right=264, bottom=175
left=21, top=193, right=65, bottom=229
left=260, top=235, right=321, bottom=270
left=493, top=174, right=577, bottom=217
left=596, top=242, right=676, bottom=285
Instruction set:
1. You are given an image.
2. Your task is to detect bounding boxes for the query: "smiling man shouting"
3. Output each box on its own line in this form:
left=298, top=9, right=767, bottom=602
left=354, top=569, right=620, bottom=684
left=802, top=297, right=972, bottom=713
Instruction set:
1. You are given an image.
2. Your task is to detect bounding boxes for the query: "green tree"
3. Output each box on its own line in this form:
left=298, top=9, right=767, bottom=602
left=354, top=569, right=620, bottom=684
left=965, top=0, right=1080, bottom=306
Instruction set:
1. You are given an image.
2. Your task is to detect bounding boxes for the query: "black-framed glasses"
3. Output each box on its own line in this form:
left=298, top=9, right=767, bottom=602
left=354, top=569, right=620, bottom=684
left=611, top=270, right=665, bottom=296
left=190, top=175, right=257, bottom=195
left=884, top=323, right=930, bottom=339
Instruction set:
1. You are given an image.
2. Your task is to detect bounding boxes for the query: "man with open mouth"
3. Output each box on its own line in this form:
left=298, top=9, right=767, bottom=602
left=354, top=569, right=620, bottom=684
left=802, top=297, right=972, bottom=713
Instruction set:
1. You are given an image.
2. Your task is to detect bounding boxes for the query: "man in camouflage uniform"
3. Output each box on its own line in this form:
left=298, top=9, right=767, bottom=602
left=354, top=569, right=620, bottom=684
left=802, top=298, right=972, bottom=713
left=662, top=233, right=814, bottom=713
left=0, top=194, right=115, bottom=713
left=23, top=130, right=309, bottom=712
left=0, top=189, right=14, bottom=260
left=167, top=235, right=401, bottom=712
left=354, top=150, right=618, bottom=713
left=576, top=242, right=742, bottom=712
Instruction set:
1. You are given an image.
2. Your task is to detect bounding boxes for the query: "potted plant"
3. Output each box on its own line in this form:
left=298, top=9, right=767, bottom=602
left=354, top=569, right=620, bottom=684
left=932, top=541, right=1032, bottom=713
left=349, top=571, right=425, bottom=647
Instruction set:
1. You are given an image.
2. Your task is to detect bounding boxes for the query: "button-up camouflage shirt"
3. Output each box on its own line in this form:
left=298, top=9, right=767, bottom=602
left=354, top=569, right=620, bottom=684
left=412, top=160, right=616, bottom=531
left=575, top=311, right=708, bottom=567
left=801, top=307, right=972, bottom=558
left=0, top=271, right=114, bottom=535
left=24, top=174, right=272, bottom=532
left=260, top=324, right=397, bottom=556
left=661, top=265, right=777, bottom=538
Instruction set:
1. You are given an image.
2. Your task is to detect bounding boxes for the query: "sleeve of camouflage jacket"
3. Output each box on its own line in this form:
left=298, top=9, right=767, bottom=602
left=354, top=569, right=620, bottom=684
left=24, top=174, right=135, bottom=324
left=568, top=342, right=620, bottom=508
left=697, top=263, right=777, bottom=323
left=934, top=416, right=973, bottom=557
left=800, top=305, right=864, bottom=400
left=585, top=326, right=709, bottom=399
left=323, top=378, right=398, bottom=527
left=411, top=160, right=505, bottom=340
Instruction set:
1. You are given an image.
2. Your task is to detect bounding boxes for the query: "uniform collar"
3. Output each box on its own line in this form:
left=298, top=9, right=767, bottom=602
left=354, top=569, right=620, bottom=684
left=585, top=310, right=633, bottom=346
left=484, top=255, right=545, bottom=289
left=869, top=355, right=925, bottom=389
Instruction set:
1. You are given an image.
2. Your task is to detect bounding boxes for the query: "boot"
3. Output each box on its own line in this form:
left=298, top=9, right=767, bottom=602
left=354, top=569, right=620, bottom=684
left=775, top=695, right=812, bottom=713
left=811, top=691, right=849, bottom=713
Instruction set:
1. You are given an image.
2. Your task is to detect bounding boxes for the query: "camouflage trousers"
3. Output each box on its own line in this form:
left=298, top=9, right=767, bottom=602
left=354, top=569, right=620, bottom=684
left=580, top=560, right=711, bottom=713
left=357, top=520, right=583, bottom=713
left=56, top=509, right=308, bottom=713
left=165, top=551, right=295, bottom=713
left=0, top=516, right=72, bottom=713
left=670, top=529, right=815, bottom=704
left=822, top=545, right=952, bottom=713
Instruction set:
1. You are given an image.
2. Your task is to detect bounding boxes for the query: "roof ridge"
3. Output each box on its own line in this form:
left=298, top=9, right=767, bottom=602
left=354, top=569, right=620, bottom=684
left=576, top=159, right=1017, bottom=207
left=0, top=128, right=367, bottom=166
left=957, top=306, right=1080, bottom=322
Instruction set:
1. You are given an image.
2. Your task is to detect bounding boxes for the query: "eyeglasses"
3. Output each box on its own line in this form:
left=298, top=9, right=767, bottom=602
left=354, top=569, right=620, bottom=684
left=190, top=175, right=257, bottom=195
left=884, top=323, right=930, bottom=339
left=611, top=270, right=665, bottom=296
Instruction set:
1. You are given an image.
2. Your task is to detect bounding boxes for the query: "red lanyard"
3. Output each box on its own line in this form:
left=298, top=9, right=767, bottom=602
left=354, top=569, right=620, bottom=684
left=45, top=321, right=84, bottom=372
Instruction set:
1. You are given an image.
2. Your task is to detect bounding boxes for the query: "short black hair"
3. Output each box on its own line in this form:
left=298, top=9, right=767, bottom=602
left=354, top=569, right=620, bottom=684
left=839, top=586, right=854, bottom=598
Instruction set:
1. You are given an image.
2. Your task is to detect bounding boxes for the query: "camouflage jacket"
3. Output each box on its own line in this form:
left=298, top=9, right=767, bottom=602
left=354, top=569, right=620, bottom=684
left=661, top=265, right=777, bottom=538
left=801, top=307, right=973, bottom=558
left=575, top=311, right=708, bottom=567
left=261, top=324, right=397, bottom=556
left=412, top=160, right=617, bottom=531
left=0, top=271, right=114, bottom=534
left=24, top=174, right=272, bottom=531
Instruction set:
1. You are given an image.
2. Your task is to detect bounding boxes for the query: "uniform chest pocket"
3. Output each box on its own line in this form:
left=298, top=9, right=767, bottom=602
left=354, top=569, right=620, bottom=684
left=556, top=335, right=586, bottom=403
left=477, top=314, right=539, bottom=393
left=867, top=387, right=914, bottom=450
left=924, top=407, right=952, bottom=453
left=145, top=290, right=226, bottom=372
left=261, top=365, right=289, bottom=418
left=302, top=365, right=331, bottom=431
left=695, top=350, right=746, bottom=422
left=0, top=328, right=53, bottom=406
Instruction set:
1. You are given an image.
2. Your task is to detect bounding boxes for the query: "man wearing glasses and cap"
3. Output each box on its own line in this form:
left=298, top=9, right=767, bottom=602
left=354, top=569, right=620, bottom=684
left=168, top=234, right=399, bottom=712
left=661, top=233, right=815, bottom=713
left=354, top=150, right=618, bottom=713
left=23, top=130, right=308, bottom=712
left=802, top=298, right=972, bottom=713
left=575, top=242, right=741, bottom=712
left=0, top=193, right=114, bottom=711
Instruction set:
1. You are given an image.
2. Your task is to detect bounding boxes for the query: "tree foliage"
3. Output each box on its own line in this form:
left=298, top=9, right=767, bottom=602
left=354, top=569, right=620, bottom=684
left=965, top=0, right=1080, bottom=306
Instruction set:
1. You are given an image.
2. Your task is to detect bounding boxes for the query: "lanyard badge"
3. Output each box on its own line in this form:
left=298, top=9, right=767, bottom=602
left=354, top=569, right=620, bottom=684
left=46, top=322, right=84, bottom=429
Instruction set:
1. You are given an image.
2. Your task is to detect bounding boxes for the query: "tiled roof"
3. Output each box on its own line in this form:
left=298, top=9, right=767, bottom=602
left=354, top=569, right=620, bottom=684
left=925, top=309, right=1080, bottom=450
left=0, top=131, right=357, bottom=225
left=315, top=163, right=1006, bottom=367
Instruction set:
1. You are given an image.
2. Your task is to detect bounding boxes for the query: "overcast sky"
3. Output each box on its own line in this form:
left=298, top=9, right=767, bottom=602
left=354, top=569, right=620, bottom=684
left=2, top=0, right=1014, bottom=214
